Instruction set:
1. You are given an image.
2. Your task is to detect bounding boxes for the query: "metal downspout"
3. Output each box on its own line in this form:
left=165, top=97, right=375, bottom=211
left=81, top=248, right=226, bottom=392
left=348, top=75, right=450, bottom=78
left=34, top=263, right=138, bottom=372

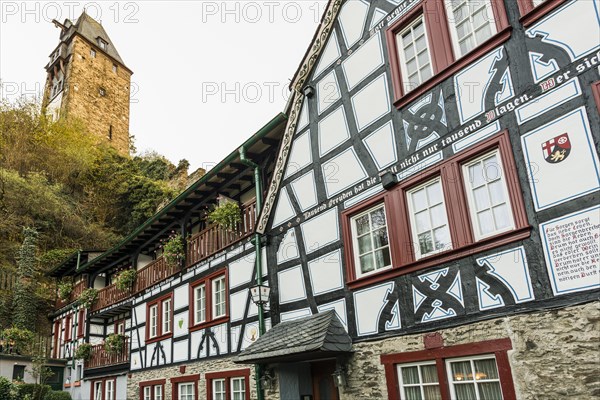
left=239, top=146, right=265, bottom=400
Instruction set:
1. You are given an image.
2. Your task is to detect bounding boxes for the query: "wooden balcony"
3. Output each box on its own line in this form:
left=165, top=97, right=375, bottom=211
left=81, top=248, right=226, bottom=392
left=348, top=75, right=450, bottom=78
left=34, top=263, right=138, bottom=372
left=84, top=340, right=129, bottom=369
left=186, top=200, right=256, bottom=267
left=55, top=280, right=87, bottom=309
left=90, top=257, right=178, bottom=313
left=89, top=201, right=256, bottom=313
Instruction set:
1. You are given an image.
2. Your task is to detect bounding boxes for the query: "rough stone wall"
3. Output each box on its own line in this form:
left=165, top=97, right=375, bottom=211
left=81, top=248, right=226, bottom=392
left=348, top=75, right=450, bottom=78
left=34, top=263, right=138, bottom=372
left=339, top=301, right=599, bottom=400
left=127, top=356, right=258, bottom=400
left=62, top=35, right=131, bottom=155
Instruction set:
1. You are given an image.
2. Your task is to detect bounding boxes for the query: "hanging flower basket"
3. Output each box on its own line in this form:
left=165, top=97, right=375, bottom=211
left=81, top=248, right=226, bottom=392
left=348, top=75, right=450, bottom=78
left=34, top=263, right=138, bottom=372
left=79, top=288, right=98, bottom=308
left=115, top=269, right=136, bottom=291
left=74, top=343, right=93, bottom=361
left=162, top=232, right=184, bottom=267
left=208, top=201, right=241, bottom=231
left=57, top=281, right=73, bottom=301
left=104, top=334, right=126, bottom=354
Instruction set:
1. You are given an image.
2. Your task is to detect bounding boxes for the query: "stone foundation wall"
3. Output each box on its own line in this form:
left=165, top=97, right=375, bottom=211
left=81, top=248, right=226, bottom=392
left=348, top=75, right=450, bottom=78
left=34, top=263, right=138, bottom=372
left=339, top=301, right=599, bottom=400
left=127, top=357, right=258, bottom=400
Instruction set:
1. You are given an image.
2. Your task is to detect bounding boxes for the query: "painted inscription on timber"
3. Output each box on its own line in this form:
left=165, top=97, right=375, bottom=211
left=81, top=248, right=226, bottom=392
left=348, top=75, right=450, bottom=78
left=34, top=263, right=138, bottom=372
left=541, top=206, right=600, bottom=296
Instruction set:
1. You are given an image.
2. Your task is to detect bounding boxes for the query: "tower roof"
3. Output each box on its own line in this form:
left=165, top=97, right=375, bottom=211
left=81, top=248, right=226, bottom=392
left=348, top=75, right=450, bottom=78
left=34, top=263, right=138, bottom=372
left=59, top=11, right=127, bottom=67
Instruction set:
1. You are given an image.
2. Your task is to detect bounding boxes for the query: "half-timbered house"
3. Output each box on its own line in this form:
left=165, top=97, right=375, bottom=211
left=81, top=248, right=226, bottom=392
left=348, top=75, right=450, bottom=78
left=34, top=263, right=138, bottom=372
left=238, top=0, right=600, bottom=399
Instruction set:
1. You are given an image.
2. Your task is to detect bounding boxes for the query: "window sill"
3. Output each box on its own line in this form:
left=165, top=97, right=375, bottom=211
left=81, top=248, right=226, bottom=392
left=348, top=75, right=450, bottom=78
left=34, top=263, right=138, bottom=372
left=347, top=226, right=531, bottom=290
left=189, top=316, right=229, bottom=332
left=74, top=381, right=81, bottom=387
left=145, top=332, right=173, bottom=345
left=520, top=0, right=569, bottom=27
left=393, top=27, right=512, bottom=110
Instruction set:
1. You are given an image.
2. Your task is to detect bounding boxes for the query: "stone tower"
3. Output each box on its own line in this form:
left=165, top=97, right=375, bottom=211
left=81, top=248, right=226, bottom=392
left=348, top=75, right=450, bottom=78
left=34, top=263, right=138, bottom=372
left=42, top=11, right=132, bottom=155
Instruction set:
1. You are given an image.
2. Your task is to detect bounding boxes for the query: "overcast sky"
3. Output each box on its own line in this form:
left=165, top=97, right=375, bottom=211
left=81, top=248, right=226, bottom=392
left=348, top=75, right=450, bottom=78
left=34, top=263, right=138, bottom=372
left=0, top=1, right=327, bottom=171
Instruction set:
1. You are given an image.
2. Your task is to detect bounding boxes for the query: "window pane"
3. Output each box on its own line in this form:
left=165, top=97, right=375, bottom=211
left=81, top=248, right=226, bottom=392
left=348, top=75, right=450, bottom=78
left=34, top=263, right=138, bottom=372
left=451, top=361, right=473, bottom=382
left=371, top=208, right=386, bottom=229
left=473, top=186, right=491, bottom=211
left=415, top=211, right=431, bottom=233
left=478, top=382, right=503, bottom=400
left=493, top=205, right=510, bottom=229
left=418, top=232, right=434, bottom=254
left=360, top=254, right=375, bottom=273
left=454, top=383, right=477, bottom=399
left=402, top=366, right=420, bottom=384
left=426, top=182, right=443, bottom=205
left=488, top=180, right=506, bottom=205
left=430, top=204, right=447, bottom=228
left=357, top=235, right=373, bottom=254
left=423, top=385, right=442, bottom=400
left=433, top=227, right=451, bottom=250
left=372, top=228, right=389, bottom=249
left=478, top=210, right=495, bottom=235
left=469, top=162, right=485, bottom=188
left=404, top=386, right=422, bottom=400
left=412, top=188, right=427, bottom=211
left=475, top=359, right=499, bottom=380
left=421, top=365, right=439, bottom=383
left=355, top=215, right=370, bottom=236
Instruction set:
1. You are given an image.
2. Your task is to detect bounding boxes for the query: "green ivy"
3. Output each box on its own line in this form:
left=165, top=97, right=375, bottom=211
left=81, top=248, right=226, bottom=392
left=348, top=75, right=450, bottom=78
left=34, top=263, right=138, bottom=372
left=1, top=326, right=34, bottom=354
left=12, top=228, right=38, bottom=331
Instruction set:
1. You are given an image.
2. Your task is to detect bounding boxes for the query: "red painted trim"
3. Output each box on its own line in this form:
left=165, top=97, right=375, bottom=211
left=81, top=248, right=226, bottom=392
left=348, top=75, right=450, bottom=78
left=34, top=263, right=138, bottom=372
left=53, top=320, right=60, bottom=358
left=386, top=0, right=511, bottom=109
left=170, top=375, right=200, bottom=400
left=64, top=314, right=72, bottom=342
left=77, top=309, right=85, bottom=338
left=519, top=0, right=570, bottom=27
left=139, top=379, right=166, bottom=400
left=206, top=369, right=251, bottom=400
left=145, top=292, right=173, bottom=344
left=592, top=81, right=600, bottom=115
left=189, top=268, right=229, bottom=332
left=381, top=339, right=515, bottom=400
left=114, top=319, right=125, bottom=335
left=343, top=131, right=531, bottom=290
left=90, top=376, right=118, bottom=400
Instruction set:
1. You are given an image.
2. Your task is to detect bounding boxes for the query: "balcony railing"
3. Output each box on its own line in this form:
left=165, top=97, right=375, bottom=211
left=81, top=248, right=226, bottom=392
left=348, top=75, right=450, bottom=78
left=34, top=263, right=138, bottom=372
left=56, top=279, right=87, bottom=309
left=84, top=341, right=129, bottom=369
left=89, top=200, right=257, bottom=313
left=186, top=200, right=256, bottom=267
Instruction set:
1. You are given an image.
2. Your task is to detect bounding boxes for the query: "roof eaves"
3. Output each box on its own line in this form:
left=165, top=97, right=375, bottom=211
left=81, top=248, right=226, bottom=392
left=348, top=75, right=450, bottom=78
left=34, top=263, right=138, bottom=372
left=78, top=113, right=287, bottom=274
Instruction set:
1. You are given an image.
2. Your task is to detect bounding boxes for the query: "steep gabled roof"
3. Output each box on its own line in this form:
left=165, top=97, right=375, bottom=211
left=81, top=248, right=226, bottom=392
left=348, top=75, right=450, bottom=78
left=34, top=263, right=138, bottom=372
left=72, top=11, right=126, bottom=65
left=256, top=0, right=343, bottom=234
left=235, top=310, right=352, bottom=364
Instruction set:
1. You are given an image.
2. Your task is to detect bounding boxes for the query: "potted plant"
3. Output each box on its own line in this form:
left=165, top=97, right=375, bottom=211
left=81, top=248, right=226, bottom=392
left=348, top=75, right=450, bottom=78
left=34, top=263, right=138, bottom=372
left=74, top=343, right=92, bottom=361
left=78, top=288, right=98, bottom=308
left=57, top=281, right=73, bottom=301
left=162, top=232, right=184, bottom=267
left=115, top=269, right=136, bottom=291
left=104, top=334, right=126, bottom=355
left=208, top=200, right=241, bottom=231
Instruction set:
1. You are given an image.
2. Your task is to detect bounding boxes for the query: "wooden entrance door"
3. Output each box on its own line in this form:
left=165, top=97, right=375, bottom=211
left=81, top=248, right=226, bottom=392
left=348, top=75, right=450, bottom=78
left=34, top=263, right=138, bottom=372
left=311, top=360, right=339, bottom=400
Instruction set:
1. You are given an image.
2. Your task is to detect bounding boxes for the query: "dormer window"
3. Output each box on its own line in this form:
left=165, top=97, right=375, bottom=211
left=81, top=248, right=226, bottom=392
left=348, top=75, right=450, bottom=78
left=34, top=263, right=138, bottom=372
left=98, top=38, right=108, bottom=51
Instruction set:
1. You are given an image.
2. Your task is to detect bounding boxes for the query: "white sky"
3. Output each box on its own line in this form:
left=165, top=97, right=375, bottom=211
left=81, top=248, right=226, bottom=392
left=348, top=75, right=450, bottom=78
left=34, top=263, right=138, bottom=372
left=0, top=1, right=327, bottom=171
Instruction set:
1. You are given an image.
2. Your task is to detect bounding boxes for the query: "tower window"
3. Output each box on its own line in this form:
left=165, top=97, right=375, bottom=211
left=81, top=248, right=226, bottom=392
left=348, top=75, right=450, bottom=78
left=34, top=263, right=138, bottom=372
left=108, top=125, right=113, bottom=141
left=99, top=87, right=106, bottom=96
left=90, top=49, right=96, bottom=58
left=98, top=39, right=108, bottom=50
left=112, top=64, right=118, bottom=73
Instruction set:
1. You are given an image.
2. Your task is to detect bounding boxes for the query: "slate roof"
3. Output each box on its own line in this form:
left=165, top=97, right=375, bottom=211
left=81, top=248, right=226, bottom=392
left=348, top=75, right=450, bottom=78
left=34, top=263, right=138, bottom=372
left=235, top=310, right=352, bottom=364
left=60, top=11, right=126, bottom=66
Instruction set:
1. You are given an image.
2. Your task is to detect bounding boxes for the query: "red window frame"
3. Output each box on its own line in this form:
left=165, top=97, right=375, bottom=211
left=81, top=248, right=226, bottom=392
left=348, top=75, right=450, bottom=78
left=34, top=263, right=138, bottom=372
left=90, top=377, right=117, bottom=400
left=170, top=374, right=200, bottom=400
left=77, top=309, right=85, bottom=338
left=518, top=0, right=570, bottom=27
left=139, top=379, right=166, bottom=400
left=114, top=319, right=125, bottom=335
left=189, top=268, right=229, bottom=332
left=206, top=369, right=251, bottom=400
left=381, top=338, right=516, bottom=400
left=145, top=293, right=173, bottom=344
left=342, top=131, right=530, bottom=289
left=64, top=314, right=73, bottom=342
left=53, top=320, right=61, bottom=358
left=386, top=0, right=510, bottom=109
left=592, top=81, right=600, bottom=115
